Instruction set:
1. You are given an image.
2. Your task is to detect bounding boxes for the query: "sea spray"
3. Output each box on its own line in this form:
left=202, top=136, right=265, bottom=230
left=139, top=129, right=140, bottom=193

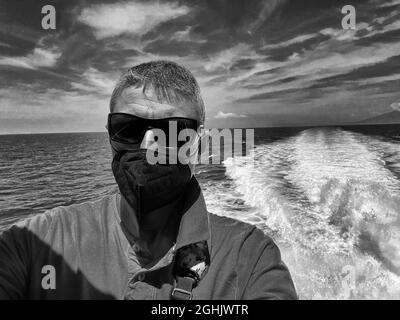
left=222, top=128, right=400, bottom=299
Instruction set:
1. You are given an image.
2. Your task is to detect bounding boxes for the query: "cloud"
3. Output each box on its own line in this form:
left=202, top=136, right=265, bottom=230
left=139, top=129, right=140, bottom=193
left=70, top=67, right=117, bottom=94
left=248, top=0, right=288, bottom=33
left=240, top=40, right=400, bottom=98
left=262, top=33, right=317, bottom=49
left=356, top=74, right=400, bottom=86
left=288, top=52, right=300, bottom=61
left=319, top=23, right=373, bottom=41
left=359, top=16, right=400, bottom=39
left=0, top=47, right=60, bottom=69
left=204, top=43, right=256, bottom=72
left=214, top=111, right=247, bottom=119
left=78, top=1, right=189, bottom=39
left=380, top=0, right=400, bottom=7
left=0, top=85, right=109, bottom=134
left=381, top=20, right=400, bottom=33
left=171, top=26, right=207, bottom=44
left=171, top=26, right=193, bottom=42
left=390, top=102, right=400, bottom=111
left=0, top=41, right=13, bottom=48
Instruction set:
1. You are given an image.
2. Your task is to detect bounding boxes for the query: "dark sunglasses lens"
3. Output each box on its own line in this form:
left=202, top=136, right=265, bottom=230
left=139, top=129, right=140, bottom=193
left=109, top=114, right=142, bottom=143
left=176, top=119, right=198, bottom=131
left=175, top=119, right=198, bottom=147
left=109, top=114, right=198, bottom=146
left=159, top=119, right=197, bottom=147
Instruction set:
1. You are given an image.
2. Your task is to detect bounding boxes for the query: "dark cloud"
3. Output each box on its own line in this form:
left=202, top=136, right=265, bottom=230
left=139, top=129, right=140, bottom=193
left=315, top=55, right=400, bottom=84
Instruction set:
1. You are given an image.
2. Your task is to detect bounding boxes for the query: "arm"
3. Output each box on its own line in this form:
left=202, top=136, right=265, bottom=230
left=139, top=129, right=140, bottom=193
left=0, top=225, right=30, bottom=299
left=0, top=211, right=53, bottom=299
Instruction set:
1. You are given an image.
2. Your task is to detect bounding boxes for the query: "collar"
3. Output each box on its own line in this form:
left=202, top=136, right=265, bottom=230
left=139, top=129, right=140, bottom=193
left=174, top=177, right=212, bottom=253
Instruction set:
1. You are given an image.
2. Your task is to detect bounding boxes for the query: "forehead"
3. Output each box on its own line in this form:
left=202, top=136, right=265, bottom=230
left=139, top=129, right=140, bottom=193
left=112, top=86, right=200, bottom=121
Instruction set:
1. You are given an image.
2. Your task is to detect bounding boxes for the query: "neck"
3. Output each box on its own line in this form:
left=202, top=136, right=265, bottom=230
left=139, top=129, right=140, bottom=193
left=119, top=195, right=184, bottom=259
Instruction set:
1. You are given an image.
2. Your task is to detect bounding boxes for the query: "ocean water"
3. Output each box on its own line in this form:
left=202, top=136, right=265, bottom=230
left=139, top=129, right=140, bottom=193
left=1, top=125, right=400, bottom=299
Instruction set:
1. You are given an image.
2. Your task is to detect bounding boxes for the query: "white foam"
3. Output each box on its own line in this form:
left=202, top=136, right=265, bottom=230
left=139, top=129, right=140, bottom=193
left=221, top=128, right=400, bottom=299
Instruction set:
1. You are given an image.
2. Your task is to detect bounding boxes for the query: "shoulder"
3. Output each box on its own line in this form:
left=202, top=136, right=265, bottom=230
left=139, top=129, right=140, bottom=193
left=208, top=212, right=274, bottom=251
left=13, top=194, right=119, bottom=242
left=207, top=213, right=286, bottom=290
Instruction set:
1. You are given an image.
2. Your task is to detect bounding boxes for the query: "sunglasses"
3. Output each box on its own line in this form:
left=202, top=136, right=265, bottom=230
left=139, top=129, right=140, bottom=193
left=107, top=113, right=199, bottom=147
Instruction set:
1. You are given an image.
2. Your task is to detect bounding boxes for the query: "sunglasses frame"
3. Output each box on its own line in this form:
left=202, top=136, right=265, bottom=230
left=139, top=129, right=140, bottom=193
left=107, top=112, right=200, bottom=146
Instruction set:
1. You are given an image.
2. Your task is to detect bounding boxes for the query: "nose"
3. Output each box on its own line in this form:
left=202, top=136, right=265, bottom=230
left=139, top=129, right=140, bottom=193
left=140, top=129, right=158, bottom=150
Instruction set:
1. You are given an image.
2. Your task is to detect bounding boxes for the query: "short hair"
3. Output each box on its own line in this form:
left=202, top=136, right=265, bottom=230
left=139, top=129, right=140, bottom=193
left=110, top=60, right=205, bottom=124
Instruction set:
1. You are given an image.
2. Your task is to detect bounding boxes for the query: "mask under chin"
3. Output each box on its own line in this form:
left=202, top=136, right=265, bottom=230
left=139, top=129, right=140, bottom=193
left=112, top=150, right=192, bottom=218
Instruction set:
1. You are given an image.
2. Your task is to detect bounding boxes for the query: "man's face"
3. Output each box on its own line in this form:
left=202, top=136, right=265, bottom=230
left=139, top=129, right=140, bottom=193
left=109, top=85, right=200, bottom=215
left=110, top=86, right=202, bottom=156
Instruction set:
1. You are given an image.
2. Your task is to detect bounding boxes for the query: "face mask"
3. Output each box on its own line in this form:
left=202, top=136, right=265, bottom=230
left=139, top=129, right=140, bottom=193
left=111, top=149, right=192, bottom=220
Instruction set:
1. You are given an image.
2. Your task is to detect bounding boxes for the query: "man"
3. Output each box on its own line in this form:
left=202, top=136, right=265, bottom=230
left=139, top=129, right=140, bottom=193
left=0, top=61, right=297, bottom=300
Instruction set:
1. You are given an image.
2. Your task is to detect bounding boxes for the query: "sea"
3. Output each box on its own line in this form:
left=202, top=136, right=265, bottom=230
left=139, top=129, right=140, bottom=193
left=1, top=124, right=400, bottom=299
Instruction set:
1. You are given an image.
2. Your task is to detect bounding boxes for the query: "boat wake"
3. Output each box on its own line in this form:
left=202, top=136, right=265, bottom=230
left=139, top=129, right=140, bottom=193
left=207, top=128, right=400, bottom=299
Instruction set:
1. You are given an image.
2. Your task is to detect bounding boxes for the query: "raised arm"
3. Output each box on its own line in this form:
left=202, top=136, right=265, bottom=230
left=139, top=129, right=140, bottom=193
left=0, top=225, right=31, bottom=299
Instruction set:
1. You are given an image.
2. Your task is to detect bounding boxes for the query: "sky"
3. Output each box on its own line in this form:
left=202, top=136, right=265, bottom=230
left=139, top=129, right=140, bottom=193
left=0, top=0, right=400, bottom=133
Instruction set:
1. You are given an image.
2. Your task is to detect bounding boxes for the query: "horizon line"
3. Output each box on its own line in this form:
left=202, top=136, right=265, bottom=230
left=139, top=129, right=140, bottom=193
left=1, top=122, right=399, bottom=136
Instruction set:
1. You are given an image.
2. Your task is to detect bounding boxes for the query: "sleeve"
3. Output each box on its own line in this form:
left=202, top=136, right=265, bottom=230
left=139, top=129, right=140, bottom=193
left=0, top=211, right=54, bottom=300
left=0, top=225, right=31, bottom=299
left=241, top=229, right=298, bottom=300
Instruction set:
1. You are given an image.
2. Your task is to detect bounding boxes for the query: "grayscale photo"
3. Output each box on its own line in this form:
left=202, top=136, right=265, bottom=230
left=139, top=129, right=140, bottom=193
left=0, top=0, right=399, bottom=303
